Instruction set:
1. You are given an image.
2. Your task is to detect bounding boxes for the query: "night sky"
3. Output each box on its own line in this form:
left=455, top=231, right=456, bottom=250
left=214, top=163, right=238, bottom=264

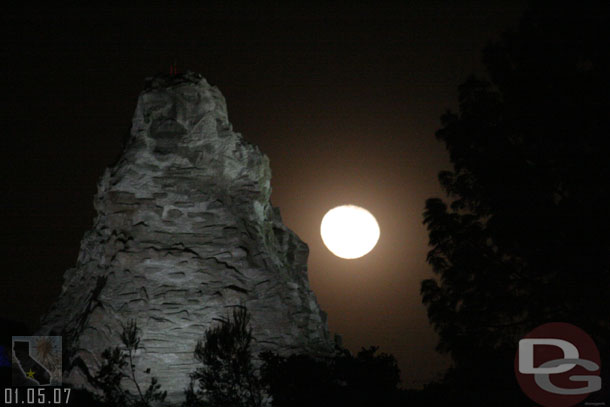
left=2, top=3, right=527, bottom=387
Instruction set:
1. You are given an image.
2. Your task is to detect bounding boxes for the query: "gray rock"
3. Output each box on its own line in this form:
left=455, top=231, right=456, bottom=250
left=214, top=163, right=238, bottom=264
left=37, top=72, right=334, bottom=404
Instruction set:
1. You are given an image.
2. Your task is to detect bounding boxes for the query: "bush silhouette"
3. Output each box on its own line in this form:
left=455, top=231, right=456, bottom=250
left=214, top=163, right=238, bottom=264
left=260, top=345, right=401, bottom=406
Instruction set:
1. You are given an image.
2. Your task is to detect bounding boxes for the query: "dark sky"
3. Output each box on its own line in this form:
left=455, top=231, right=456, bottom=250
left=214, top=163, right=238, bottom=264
left=2, top=2, right=527, bottom=387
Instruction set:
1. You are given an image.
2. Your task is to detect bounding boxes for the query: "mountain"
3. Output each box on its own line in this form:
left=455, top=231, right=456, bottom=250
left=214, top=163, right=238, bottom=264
left=37, top=71, right=335, bottom=403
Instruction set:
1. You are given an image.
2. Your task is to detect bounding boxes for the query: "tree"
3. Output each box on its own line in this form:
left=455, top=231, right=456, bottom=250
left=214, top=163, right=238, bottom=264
left=421, top=2, right=610, bottom=402
left=92, top=320, right=167, bottom=407
left=185, top=307, right=265, bottom=407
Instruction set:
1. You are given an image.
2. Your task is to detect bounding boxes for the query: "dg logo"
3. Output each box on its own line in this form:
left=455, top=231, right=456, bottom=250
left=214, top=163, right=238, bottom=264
left=515, top=322, right=602, bottom=407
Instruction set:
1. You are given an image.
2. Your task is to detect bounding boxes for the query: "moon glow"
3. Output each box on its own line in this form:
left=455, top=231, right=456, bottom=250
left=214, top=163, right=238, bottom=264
left=320, top=205, right=380, bottom=259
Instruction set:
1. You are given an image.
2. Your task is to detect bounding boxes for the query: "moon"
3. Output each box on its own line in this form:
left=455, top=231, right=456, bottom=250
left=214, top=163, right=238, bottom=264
left=320, top=205, right=380, bottom=259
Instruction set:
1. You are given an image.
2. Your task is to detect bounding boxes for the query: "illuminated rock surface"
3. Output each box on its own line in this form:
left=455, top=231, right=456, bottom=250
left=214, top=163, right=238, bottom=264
left=37, top=72, right=333, bottom=403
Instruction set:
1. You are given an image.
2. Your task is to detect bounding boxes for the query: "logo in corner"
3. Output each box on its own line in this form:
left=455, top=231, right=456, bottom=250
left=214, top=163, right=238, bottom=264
left=515, top=322, right=602, bottom=407
left=11, top=336, right=62, bottom=386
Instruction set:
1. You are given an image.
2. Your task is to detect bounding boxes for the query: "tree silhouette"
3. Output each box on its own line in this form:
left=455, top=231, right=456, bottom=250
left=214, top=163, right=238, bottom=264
left=185, top=307, right=265, bottom=407
left=92, top=320, right=167, bottom=407
left=422, top=3, right=610, bottom=403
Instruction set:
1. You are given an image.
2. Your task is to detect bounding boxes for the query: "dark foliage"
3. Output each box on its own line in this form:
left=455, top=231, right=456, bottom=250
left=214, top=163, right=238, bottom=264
left=260, top=352, right=335, bottom=406
left=92, top=320, right=167, bottom=407
left=260, top=346, right=401, bottom=406
left=184, top=307, right=265, bottom=407
left=421, top=2, right=610, bottom=403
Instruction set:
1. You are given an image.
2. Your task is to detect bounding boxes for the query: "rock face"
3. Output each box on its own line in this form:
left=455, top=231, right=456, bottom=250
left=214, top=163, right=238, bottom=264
left=37, top=72, right=334, bottom=403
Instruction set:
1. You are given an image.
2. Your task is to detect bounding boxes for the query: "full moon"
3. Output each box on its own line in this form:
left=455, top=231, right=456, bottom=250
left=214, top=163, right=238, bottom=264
left=320, top=205, right=380, bottom=259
